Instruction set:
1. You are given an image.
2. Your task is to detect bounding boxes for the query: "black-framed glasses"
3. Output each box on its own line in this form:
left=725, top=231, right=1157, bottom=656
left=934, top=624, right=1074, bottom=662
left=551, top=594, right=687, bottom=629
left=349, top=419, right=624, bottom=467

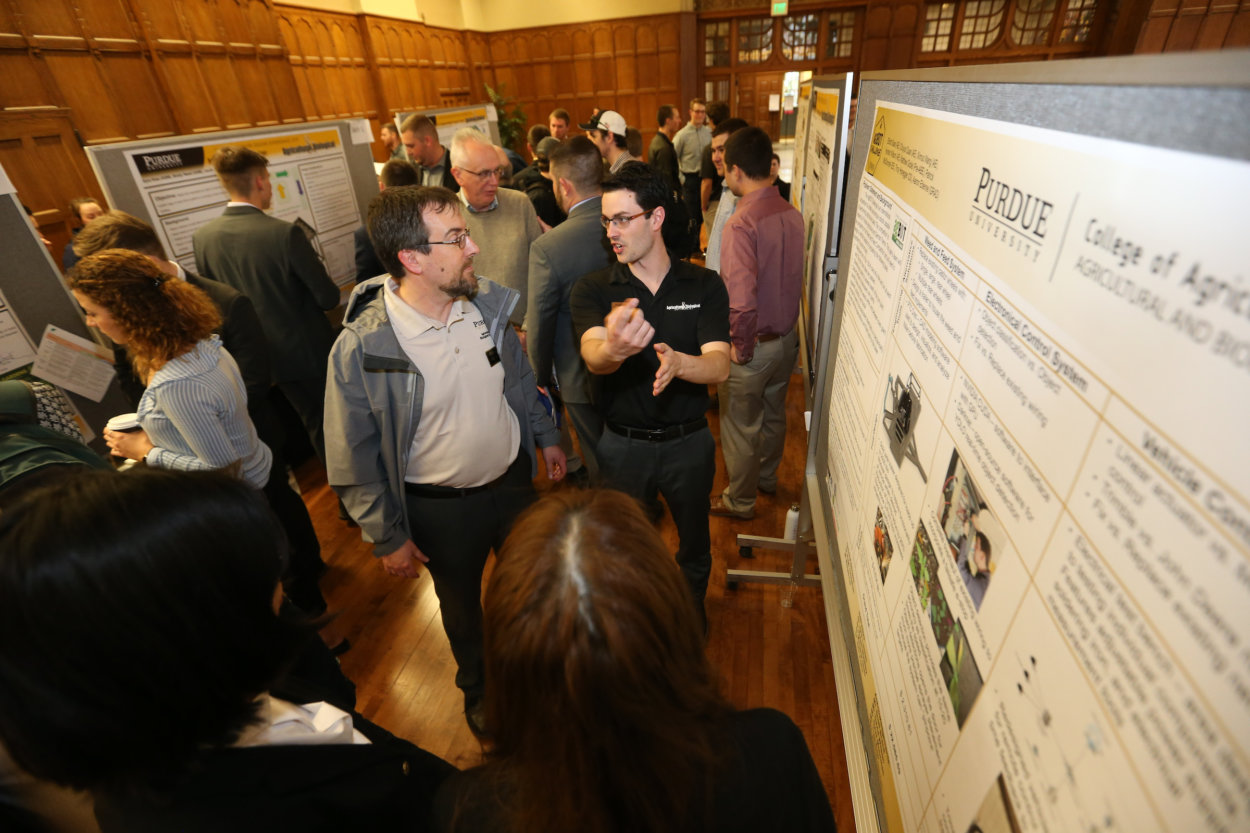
left=600, top=210, right=654, bottom=230
left=425, top=229, right=472, bottom=249
left=460, top=167, right=507, bottom=180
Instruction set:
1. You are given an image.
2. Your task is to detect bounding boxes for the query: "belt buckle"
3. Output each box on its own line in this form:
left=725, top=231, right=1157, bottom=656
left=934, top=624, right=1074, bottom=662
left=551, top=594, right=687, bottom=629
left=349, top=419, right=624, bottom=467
left=645, top=427, right=668, bottom=442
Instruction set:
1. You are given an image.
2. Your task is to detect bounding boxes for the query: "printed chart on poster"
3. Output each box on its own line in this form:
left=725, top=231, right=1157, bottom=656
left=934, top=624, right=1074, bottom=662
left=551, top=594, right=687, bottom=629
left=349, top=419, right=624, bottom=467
left=825, top=100, right=1249, bottom=833
left=117, top=127, right=360, bottom=287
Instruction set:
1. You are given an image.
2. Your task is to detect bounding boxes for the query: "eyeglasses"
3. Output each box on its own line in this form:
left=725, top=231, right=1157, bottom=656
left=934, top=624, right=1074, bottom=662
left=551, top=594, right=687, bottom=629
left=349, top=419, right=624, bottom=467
left=600, top=210, right=654, bottom=230
left=425, top=229, right=472, bottom=249
left=460, top=167, right=507, bottom=180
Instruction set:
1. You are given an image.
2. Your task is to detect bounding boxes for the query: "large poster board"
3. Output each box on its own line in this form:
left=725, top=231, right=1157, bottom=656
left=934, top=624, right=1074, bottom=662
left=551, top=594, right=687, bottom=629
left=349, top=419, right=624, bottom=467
left=793, top=74, right=853, bottom=404
left=0, top=186, right=132, bottom=445
left=86, top=121, right=379, bottom=291
left=808, top=53, right=1250, bottom=833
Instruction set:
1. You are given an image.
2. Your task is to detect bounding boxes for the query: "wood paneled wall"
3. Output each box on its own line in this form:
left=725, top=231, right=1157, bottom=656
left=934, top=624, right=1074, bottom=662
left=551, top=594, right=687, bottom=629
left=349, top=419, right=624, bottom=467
left=0, top=2, right=689, bottom=242
left=0, top=1, right=688, bottom=146
left=2, top=0, right=1244, bottom=255
left=473, top=14, right=690, bottom=143
left=363, top=14, right=477, bottom=112
left=1136, top=0, right=1250, bottom=51
left=277, top=5, right=376, bottom=121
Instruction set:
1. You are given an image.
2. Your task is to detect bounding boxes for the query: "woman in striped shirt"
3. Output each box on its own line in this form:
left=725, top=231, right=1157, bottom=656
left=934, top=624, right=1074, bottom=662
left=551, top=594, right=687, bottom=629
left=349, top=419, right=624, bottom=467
left=68, top=249, right=271, bottom=488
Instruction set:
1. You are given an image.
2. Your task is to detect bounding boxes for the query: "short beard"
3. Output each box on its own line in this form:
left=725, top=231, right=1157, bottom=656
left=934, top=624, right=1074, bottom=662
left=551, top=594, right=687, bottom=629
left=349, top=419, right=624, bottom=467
left=440, top=273, right=478, bottom=299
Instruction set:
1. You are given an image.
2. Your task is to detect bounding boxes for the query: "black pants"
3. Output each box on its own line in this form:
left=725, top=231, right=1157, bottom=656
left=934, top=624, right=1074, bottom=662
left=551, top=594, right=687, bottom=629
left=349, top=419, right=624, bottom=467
left=597, top=426, right=715, bottom=627
left=276, top=376, right=327, bottom=465
left=681, top=174, right=704, bottom=254
left=565, top=400, right=604, bottom=481
left=262, top=465, right=327, bottom=615
left=403, top=449, right=535, bottom=700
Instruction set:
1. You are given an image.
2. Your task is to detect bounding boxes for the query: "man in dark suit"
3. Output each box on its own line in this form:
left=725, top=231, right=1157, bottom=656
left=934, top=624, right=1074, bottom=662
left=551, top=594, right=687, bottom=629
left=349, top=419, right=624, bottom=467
left=648, top=104, right=682, bottom=191
left=192, top=146, right=341, bottom=463
left=400, top=114, right=459, bottom=193
left=355, top=159, right=420, bottom=284
left=524, top=137, right=614, bottom=478
left=74, top=210, right=329, bottom=614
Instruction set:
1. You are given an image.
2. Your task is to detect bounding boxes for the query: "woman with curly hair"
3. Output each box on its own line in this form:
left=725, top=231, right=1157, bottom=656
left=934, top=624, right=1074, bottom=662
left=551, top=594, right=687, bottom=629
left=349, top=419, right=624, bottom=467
left=68, top=248, right=271, bottom=488
left=434, top=488, right=836, bottom=833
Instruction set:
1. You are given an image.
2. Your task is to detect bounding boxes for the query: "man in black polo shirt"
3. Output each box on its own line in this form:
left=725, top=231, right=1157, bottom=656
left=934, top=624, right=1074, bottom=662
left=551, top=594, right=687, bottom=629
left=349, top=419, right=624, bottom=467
left=570, top=162, right=730, bottom=626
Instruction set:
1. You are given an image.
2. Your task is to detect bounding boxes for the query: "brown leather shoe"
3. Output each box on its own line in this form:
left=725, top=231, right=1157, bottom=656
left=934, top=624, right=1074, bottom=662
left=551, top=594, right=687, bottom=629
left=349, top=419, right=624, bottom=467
left=709, top=498, right=754, bottom=520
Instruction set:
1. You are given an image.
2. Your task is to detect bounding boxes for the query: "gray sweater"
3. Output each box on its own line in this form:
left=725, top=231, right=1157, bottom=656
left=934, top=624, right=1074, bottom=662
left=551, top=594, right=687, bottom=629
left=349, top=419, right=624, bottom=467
left=464, top=189, right=542, bottom=326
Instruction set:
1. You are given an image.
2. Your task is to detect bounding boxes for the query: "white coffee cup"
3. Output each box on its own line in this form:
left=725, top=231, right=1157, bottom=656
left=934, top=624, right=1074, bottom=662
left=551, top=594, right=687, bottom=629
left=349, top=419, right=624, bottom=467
left=106, top=413, right=141, bottom=433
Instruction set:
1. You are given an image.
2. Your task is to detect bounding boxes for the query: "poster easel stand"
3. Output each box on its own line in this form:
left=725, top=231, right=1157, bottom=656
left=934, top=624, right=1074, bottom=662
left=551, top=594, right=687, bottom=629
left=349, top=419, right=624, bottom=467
left=725, top=489, right=821, bottom=606
left=725, top=283, right=827, bottom=605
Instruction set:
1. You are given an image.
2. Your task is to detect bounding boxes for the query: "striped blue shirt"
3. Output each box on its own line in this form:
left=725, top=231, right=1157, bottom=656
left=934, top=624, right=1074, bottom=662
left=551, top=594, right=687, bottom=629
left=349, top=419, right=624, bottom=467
left=138, top=335, right=272, bottom=489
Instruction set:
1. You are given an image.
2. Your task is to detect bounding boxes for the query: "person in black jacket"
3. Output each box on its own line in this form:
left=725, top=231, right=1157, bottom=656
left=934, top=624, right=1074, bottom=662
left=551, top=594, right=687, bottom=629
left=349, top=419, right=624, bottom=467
left=192, top=146, right=341, bottom=465
left=433, top=489, right=836, bottom=833
left=0, top=467, right=454, bottom=833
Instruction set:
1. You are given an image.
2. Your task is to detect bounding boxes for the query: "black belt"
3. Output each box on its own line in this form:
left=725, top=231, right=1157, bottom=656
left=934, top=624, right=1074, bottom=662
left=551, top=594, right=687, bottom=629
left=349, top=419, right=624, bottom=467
left=404, top=469, right=509, bottom=499
left=756, top=332, right=781, bottom=343
left=606, top=417, right=707, bottom=443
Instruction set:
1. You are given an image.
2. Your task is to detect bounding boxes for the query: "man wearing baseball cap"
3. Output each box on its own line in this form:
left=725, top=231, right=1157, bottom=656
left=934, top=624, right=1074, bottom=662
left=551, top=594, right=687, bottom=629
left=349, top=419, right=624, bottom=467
left=580, top=109, right=635, bottom=174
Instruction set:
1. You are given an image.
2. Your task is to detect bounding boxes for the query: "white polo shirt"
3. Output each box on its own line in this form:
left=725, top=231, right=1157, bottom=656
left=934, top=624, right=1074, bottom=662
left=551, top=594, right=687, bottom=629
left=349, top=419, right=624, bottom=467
left=383, top=278, right=520, bottom=488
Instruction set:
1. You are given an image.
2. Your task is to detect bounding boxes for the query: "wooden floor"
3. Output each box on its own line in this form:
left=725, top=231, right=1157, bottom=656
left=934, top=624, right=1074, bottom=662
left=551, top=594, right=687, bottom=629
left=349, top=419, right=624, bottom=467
left=296, top=370, right=855, bottom=831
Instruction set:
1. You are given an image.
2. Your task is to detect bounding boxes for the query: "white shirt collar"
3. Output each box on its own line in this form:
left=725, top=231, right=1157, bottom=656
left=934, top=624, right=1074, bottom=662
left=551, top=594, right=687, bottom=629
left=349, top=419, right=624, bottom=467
left=384, top=276, right=467, bottom=335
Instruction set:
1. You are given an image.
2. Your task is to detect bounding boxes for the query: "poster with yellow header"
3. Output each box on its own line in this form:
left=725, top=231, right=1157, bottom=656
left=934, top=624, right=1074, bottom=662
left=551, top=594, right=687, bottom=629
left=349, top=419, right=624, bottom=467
left=827, top=100, right=1249, bottom=833
left=122, top=128, right=359, bottom=287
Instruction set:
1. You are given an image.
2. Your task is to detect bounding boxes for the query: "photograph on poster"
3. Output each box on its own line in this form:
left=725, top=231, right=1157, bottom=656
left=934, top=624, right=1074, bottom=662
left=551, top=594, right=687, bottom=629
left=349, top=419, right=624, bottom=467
left=909, top=523, right=954, bottom=650
left=883, top=371, right=929, bottom=483
left=939, top=450, right=998, bottom=611
left=940, top=620, right=983, bottom=727
left=966, top=774, right=1022, bottom=833
left=874, top=507, right=895, bottom=582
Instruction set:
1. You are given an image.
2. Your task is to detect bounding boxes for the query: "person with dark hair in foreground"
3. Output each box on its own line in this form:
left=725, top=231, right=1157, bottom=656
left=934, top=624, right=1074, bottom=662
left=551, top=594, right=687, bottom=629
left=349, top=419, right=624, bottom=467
left=0, top=468, right=454, bottom=832
left=434, top=488, right=836, bottom=833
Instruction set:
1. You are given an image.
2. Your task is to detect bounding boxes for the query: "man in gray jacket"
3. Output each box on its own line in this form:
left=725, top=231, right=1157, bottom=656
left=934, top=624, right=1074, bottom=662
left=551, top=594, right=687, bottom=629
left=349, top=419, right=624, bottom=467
left=324, top=186, right=565, bottom=736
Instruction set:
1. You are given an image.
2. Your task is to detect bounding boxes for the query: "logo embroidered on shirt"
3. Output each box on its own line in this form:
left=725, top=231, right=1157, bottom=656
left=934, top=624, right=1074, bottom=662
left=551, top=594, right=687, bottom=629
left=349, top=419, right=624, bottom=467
left=666, top=302, right=701, bottom=311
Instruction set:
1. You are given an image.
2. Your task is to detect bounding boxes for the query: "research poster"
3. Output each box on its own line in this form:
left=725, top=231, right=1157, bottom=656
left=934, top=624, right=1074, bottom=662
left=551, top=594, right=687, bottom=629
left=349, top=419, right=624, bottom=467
left=798, top=88, right=843, bottom=371
left=120, top=127, right=359, bottom=288
left=791, top=80, right=813, bottom=214
left=394, top=103, right=500, bottom=149
left=827, top=101, right=1249, bottom=833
